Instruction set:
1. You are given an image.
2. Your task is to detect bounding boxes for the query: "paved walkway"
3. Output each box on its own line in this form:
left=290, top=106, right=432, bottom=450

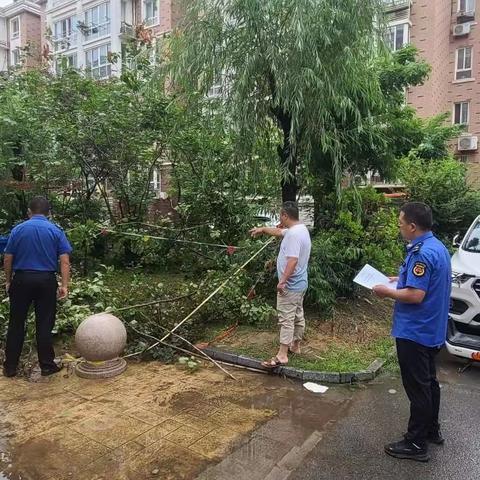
left=289, top=351, right=480, bottom=480
left=0, top=361, right=352, bottom=480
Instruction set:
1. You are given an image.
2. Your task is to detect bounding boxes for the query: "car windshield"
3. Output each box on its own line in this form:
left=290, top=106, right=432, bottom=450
left=463, top=219, right=480, bottom=252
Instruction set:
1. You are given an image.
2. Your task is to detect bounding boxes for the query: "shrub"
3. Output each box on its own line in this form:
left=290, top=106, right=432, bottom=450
left=307, top=187, right=403, bottom=311
left=400, top=155, right=480, bottom=240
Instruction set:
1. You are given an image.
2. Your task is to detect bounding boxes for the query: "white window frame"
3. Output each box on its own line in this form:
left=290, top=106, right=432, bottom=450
left=453, top=101, right=470, bottom=125
left=53, top=16, right=77, bottom=52
left=10, top=17, right=20, bottom=40
left=11, top=48, right=20, bottom=66
left=386, top=22, right=409, bottom=51
left=150, top=167, right=161, bottom=192
left=458, top=0, right=476, bottom=13
left=55, top=53, right=77, bottom=74
left=85, top=43, right=111, bottom=79
left=142, top=0, right=159, bottom=27
left=83, top=2, right=110, bottom=42
left=456, top=46, right=473, bottom=80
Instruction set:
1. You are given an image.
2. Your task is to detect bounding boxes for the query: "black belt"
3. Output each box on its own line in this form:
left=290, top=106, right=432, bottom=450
left=14, top=270, right=56, bottom=275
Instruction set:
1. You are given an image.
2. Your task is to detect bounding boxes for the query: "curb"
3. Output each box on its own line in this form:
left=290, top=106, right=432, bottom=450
left=201, top=347, right=392, bottom=384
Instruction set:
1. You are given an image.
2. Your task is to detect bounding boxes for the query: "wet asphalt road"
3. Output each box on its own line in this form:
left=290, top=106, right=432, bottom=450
left=289, top=350, right=480, bottom=480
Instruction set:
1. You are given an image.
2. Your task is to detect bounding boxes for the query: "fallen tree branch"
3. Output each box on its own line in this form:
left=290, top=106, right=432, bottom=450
left=124, top=317, right=237, bottom=380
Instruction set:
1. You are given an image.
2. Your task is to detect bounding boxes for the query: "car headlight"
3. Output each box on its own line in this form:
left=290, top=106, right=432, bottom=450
left=452, top=272, right=476, bottom=284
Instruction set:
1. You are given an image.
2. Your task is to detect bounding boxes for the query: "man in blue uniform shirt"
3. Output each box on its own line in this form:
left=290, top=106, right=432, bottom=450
left=3, top=196, right=72, bottom=377
left=373, top=202, right=451, bottom=463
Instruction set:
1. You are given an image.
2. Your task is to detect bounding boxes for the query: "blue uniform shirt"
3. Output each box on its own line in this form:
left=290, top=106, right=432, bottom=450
left=4, top=215, right=72, bottom=272
left=392, top=232, right=451, bottom=348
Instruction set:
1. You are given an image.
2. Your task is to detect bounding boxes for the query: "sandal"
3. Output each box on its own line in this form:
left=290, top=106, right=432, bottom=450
left=261, top=357, right=288, bottom=369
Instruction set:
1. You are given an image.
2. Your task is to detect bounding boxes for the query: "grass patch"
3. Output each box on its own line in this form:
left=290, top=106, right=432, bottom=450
left=202, top=295, right=397, bottom=373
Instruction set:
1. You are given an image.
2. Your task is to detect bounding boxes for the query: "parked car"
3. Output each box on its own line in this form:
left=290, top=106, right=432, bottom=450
left=446, top=216, right=480, bottom=362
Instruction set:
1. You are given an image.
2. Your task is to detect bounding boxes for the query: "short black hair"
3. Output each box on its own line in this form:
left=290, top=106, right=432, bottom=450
left=281, top=201, right=299, bottom=221
left=29, top=196, right=51, bottom=216
left=400, top=202, right=433, bottom=231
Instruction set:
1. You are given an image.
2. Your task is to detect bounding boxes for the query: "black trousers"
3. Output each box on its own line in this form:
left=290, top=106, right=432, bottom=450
left=396, top=338, right=441, bottom=446
left=4, top=271, right=58, bottom=371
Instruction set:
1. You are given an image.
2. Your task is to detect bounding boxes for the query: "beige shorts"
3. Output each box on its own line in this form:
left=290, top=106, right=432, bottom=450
left=277, top=291, right=306, bottom=346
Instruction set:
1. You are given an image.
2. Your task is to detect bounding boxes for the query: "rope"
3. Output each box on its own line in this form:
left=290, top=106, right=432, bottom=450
left=102, top=229, right=242, bottom=250
left=124, top=237, right=275, bottom=358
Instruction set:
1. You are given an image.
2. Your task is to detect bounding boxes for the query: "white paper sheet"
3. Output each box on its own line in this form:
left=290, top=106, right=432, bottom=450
left=303, top=382, right=329, bottom=394
left=353, top=264, right=397, bottom=290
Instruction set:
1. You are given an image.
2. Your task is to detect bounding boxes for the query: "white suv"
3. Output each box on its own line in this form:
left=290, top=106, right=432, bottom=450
left=447, top=215, right=480, bottom=362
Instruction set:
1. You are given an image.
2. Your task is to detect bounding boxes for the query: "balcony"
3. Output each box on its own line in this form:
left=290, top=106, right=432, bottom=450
left=120, top=21, right=135, bottom=39
left=383, top=0, right=410, bottom=12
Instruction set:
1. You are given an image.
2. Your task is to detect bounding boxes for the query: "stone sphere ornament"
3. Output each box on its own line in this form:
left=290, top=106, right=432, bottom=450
left=75, top=313, right=127, bottom=379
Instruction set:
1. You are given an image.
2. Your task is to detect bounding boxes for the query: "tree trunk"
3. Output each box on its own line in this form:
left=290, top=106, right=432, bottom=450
left=277, top=113, right=298, bottom=203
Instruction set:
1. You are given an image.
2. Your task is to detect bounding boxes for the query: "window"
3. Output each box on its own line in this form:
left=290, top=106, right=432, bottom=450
left=454, top=102, right=470, bottom=125
left=456, top=47, right=473, bottom=80
left=11, top=49, right=20, bottom=66
left=10, top=17, right=19, bottom=40
left=55, top=53, right=77, bottom=74
left=85, top=44, right=111, bottom=79
left=462, top=218, right=480, bottom=252
left=458, top=0, right=475, bottom=12
left=83, top=3, right=110, bottom=41
left=11, top=48, right=20, bottom=66
left=150, top=167, right=161, bottom=192
left=459, top=154, right=469, bottom=163
left=386, top=23, right=409, bottom=51
left=143, top=0, right=158, bottom=26
left=53, top=17, right=77, bottom=51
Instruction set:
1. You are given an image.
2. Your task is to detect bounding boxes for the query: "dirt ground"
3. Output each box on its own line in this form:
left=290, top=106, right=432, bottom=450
left=207, top=295, right=395, bottom=371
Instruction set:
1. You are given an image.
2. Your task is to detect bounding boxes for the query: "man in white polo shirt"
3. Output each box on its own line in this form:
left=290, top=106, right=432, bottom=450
left=250, top=201, right=311, bottom=368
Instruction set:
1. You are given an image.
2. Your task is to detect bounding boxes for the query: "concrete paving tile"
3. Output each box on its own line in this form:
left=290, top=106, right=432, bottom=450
left=189, top=427, right=243, bottom=459
left=64, top=453, right=142, bottom=480
left=63, top=381, right=118, bottom=401
left=173, top=412, right=220, bottom=434
left=164, top=424, right=207, bottom=447
left=111, top=440, right=145, bottom=461
left=92, top=390, right=153, bottom=411
left=135, top=420, right=184, bottom=447
left=129, top=440, right=209, bottom=480
left=123, top=406, right=166, bottom=426
left=72, top=411, right=151, bottom=449
left=181, top=402, right=220, bottom=418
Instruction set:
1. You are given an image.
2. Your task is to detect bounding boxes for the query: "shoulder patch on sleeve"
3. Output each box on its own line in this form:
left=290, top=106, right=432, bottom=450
left=413, top=262, right=426, bottom=277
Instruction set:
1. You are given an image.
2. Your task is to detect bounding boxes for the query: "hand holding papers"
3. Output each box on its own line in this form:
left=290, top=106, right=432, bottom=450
left=353, top=264, right=397, bottom=291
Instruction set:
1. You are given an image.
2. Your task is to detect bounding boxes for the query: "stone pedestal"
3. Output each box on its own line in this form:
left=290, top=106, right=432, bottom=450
left=75, top=313, right=127, bottom=379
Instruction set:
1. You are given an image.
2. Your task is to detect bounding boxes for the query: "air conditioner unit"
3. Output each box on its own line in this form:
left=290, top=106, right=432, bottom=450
left=458, top=135, right=478, bottom=151
left=453, top=23, right=471, bottom=36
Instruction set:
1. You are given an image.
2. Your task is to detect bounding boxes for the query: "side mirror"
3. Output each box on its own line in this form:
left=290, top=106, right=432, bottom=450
left=453, top=234, right=462, bottom=249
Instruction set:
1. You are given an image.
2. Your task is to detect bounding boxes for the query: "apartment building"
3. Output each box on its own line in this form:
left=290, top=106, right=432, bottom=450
left=385, top=0, right=480, bottom=182
left=0, top=0, right=43, bottom=72
left=43, top=0, right=181, bottom=78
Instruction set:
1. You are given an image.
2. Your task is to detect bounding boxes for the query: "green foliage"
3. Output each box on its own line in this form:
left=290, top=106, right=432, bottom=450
left=400, top=156, right=480, bottom=239
left=307, top=188, right=403, bottom=310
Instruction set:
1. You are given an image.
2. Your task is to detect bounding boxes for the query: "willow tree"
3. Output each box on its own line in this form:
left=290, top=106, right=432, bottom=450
left=170, top=0, right=387, bottom=202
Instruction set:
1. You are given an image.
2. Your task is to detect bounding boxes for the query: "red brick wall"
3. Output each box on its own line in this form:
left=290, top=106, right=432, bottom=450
left=20, top=12, right=42, bottom=69
left=408, top=0, right=480, bottom=184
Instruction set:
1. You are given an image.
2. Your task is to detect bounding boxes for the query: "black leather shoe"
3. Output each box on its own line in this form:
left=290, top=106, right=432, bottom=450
left=41, top=364, right=63, bottom=377
left=2, top=367, right=17, bottom=378
left=384, top=439, right=429, bottom=462
left=427, top=431, right=445, bottom=445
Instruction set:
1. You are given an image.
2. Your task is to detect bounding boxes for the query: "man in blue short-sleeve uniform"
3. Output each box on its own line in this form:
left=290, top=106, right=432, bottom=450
left=373, top=202, right=451, bottom=463
left=3, top=196, right=72, bottom=378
